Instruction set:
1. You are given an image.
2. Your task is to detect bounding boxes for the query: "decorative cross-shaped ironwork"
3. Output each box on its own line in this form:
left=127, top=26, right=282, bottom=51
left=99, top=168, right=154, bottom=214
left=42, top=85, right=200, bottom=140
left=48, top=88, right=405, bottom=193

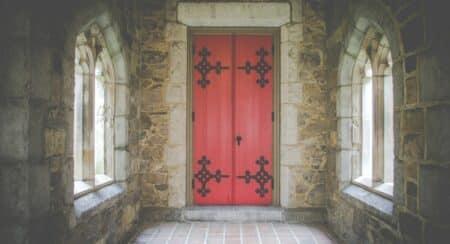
left=194, top=155, right=229, bottom=197
left=237, top=156, right=273, bottom=197
left=194, top=47, right=229, bottom=88
left=238, top=47, right=272, bottom=88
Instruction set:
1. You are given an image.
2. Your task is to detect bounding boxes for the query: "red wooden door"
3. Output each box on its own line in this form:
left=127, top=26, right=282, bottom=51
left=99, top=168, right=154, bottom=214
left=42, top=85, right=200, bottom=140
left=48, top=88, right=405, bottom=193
left=193, top=34, right=273, bottom=205
left=234, top=35, right=273, bottom=205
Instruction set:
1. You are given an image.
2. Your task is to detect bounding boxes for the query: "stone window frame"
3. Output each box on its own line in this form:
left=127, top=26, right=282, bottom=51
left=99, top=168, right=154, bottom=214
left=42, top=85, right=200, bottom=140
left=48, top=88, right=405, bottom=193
left=70, top=13, right=130, bottom=201
left=350, top=29, right=395, bottom=199
left=336, top=8, right=404, bottom=217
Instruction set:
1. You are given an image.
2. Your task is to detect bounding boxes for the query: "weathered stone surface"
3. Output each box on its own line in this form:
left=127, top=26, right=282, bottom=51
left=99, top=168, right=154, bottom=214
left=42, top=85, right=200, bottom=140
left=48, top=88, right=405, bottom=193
left=419, top=165, right=450, bottom=224
left=399, top=211, right=423, bottom=242
left=178, top=2, right=291, bottom=27
left=425, top=105, right=450, bottom=161
left=44, top=128, right=66, bottom=157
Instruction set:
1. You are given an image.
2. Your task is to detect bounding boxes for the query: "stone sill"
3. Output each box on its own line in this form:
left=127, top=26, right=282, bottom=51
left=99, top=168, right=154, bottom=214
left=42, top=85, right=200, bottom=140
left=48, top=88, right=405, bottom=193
left=341, top=184, right=394, bottom=224
left=74, top=183, right=124, bottom=221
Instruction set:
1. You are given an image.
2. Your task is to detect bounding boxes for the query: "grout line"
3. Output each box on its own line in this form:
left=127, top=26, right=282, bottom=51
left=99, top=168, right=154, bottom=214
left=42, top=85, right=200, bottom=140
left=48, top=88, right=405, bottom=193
left=142, top=224, right=157, bottom=244
left=271, top=222, right=282, bottom=244
left=306, top=225, right=319, bottom=244
left=168, top=222, right=178, bottom=241
left=287, top=223, right=300, bottom=244
left=240, top=223, right=243, bottom=244
left=223, top=223, right=227, bottom=244
left=256, top=223, right=263, bottom=244
left=204, top=222, right=210, bottom=244
left=184, top=222, right=194, bottom=244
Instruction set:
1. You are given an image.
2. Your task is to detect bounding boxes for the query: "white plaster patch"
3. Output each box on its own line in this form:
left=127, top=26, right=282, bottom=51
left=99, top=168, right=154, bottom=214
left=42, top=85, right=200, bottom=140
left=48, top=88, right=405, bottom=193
left=178, top=2, right=290, bottom=27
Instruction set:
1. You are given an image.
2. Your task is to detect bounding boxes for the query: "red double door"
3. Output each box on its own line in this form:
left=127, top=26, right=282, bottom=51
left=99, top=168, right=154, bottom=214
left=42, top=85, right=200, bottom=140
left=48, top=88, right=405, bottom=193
left=193, top=34, right=273, bottom=205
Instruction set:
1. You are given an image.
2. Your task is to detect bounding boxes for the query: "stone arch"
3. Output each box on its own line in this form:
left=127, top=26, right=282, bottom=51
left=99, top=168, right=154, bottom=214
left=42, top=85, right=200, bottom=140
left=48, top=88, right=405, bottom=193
left=336, top=0, right=404, bottom=204
left=61, top=6, right=130, bottom=215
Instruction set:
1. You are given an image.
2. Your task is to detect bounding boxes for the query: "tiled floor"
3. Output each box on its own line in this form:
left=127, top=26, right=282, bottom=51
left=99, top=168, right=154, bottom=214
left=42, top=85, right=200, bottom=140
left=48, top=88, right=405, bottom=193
left=133, top=222, right=338, bottom=244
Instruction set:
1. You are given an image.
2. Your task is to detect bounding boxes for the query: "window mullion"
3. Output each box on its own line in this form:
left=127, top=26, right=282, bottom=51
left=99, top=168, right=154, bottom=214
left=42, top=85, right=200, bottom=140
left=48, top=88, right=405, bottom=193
left=82, top=71, right=96, bottom=186
left=372, top=74, right=384, bottom=183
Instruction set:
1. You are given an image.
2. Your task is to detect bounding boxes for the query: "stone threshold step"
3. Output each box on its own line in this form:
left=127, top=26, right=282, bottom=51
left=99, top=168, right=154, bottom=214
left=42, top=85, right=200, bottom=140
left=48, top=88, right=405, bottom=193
left=181, top=206, right=326, bottom=223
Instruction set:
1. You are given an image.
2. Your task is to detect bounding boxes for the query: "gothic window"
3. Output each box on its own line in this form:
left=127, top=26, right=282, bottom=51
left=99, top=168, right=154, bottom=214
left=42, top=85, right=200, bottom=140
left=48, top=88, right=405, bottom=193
left=74, top=24, right=115, bottom=197
left=352, top=32, right=394, bottom=198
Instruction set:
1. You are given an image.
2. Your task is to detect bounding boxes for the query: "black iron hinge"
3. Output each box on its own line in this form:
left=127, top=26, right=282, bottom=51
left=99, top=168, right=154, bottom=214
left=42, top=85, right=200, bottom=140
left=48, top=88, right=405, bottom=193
left=272, top=44, right=274, bottom=54
left=192, top=178, right=195, bottom=189
left=192, top=112, right=195, bottom=122
left=272, top=112, right=274, bottom=122
left=271, top=179, right=274, bottom=189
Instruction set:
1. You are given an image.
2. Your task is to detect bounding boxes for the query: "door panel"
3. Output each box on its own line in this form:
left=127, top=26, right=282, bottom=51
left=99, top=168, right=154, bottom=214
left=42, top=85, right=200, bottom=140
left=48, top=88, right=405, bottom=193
left=192, top=34, right=273, bottom=205
left=234, top=35, right=273, bottom=205
left=193, top=35, right=233, bottom=204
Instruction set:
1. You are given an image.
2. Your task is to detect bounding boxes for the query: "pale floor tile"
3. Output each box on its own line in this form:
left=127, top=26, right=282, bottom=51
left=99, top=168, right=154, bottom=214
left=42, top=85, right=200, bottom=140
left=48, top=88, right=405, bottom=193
left=133, top=222, right=339, bottom=244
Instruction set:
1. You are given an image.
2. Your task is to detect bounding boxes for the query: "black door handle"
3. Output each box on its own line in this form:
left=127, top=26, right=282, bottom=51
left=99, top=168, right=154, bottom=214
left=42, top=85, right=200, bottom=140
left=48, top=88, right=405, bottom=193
left=236, top=135, right=242, bottom=146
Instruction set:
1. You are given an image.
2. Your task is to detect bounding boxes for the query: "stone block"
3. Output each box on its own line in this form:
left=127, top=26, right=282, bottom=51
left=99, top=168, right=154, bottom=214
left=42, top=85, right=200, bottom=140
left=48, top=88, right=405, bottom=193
left=406, top=181, right=417, bottom=197
left=165, top=83, right=186, bottom=104
left=281, top=23, right=303, bottom=42
left=401, top=109, right=423, bottom=134
left=280, top=166, right=297, bottom=208
left=290, top=0, right=302, bottom=23
left=401, top=17, right=424, bottom=53
left=281, top=83, right=302, bottom=104
left=0, top=163, right=29, bottom=219
left=280, top=146, right=301, bottom=166
left=29, top=163, right=50, bottom=216
left=164, top=23, right=187, bottom=42
left=338, top=54, right=355, bottom=86
left=401, top=134, right=424, bottom=160
left=425, top=105, right=450, bottom=161
left=336, top=150, right=352, bottom=185
left=419, top=165, right=450, bottom=224
left=337, top=86, right=351, bottom=117
left=392, top=60, right=404, bottom=107
left=165, top=145, right=186, bottom=166
left=0, top=101, right=29, bottom=161
left=168, top=165, right=186, bottom=208
left=168, top=42, right=187, bottom=83
left=44, top=128, right=66, bottom=158
left=168, top=104, right=186, bottom=145
left=115, top=85, right=129, bottom=116
left=114, top=116, right=128, bottom=147
left=424, top=223, right=450, bottom=244
left=112, top=53, right=128, bottom=82
left=177, top=2, right=290, bottom=27
left=405, top=76, right=417, bottom=104
left=115, top=150, right=129, bottom=181
left=1, top=40, right=29, bottom=98
left=281, top=42, right=300, bottom=83
left=346, top=28, right=364, bottom=57
left=281, top=104, right=298, bottom=145
left=103, top=25, right=121, bottom=56
left=398, top=211, right=422, bottom=242
left=420, top=51, right=450, bottom=101
left=338, top=118, right=352, bottom=149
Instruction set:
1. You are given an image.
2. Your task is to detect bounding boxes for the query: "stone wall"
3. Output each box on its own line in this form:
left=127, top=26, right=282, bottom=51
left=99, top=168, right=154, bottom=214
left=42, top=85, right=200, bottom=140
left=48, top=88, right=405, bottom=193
left=0, top=1, right=141, bottom=243
left=326, top=0, right=450, bottom=243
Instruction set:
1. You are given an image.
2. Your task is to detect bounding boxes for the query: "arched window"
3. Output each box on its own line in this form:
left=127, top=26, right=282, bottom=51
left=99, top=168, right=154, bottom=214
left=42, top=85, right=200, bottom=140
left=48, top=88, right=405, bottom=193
left=352, top=31, right=394, bottom=197
left=73, top=24, right=115, bottom=196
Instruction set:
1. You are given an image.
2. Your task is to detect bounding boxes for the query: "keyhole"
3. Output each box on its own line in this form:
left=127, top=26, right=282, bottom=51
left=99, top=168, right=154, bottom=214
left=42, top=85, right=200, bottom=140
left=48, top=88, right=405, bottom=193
left=236, top=135, right=242, bottom=146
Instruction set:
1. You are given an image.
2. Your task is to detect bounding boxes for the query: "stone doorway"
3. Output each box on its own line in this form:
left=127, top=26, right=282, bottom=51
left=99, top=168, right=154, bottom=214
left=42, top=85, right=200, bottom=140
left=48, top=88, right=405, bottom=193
left=157, top=1, right=307, bottom=209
